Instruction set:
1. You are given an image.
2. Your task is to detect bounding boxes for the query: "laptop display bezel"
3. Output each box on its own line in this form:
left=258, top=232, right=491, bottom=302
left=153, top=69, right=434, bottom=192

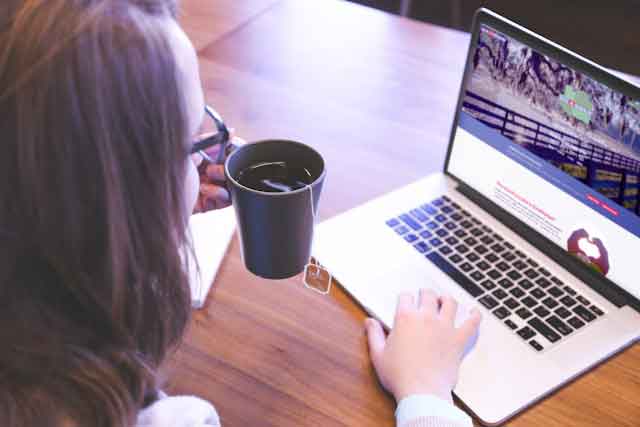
left=443, top=8, right=640, bottom=312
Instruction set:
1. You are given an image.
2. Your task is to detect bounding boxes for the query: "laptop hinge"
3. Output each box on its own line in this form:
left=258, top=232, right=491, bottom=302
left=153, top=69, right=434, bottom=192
left=454, top=180, right=640, bottom=313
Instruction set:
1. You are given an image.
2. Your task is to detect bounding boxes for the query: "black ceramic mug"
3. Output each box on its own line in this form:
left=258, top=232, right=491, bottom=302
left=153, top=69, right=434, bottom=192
left=224, top=140, right=326, bottom=279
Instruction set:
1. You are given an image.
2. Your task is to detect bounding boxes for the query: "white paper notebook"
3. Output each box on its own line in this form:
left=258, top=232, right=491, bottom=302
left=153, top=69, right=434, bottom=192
left=187, top=207, right=236, bottom=308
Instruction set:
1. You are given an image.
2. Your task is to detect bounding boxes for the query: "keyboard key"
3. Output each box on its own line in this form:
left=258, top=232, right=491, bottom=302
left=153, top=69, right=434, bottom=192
left=410, top=209, right=429, bottom=222
left=455, top=244, right=469, bottom=254
left=533, top=307, right=550, bottom=320
left=485, top=253, right=500, bottom=263
left=563, top=286, right=577, bottom=296
left=504, top=241, right=515, bottom=250
left=425, top=252, right=484, bottom=298
left=560, top=295, right=577, bottom=307
left=449, top=253, right=463, bottom=264
left=526, top=258, right=539, bottom=267
left=386, top=218, right=400, bottom=227
left=480, top=235, right=494, bottom=245
left=460, top=220, right=473, bottom=229
left=463, top=237, right=478, bottom=246
left=516, top=307, right=533, bottom=320
left=492, top=289, right=508, bottom=300
left=440, top=246, right=453, bottom=255
left=492, top=233, right=504, bottom=241
left=444, top=221, right=457, bottom=230
left=466, top=253, right=480, bottom=262
left=426, top=221, right=438, bottom=230
left=547, top=315, right=573, bottom=336
left=522, top=296, right=537, bottom=308
left=551, top=277, right=564, bottom=286
left=475, top=244, right=488, bottom=255
left=429, top=238, right=442, bottom=247
left=436, top=229, right=448, bottom=237
left=454, top=229, right=467, bottom=238
left=460, top=209, right=470, bottom=216
left=480, top=225, right=491, bottom=233
left=470, top=228, right=483, bottom=237
left=476, top=261, right=490, bottom=271
left=510, top=287, right=525, bottom=298
left=480, top=280, right=496, bottom=291
left=591, top=305, right=604, bottom=316
left=505, top=319, right=518, bottom=330
left=507, top=270, right=522, bottom=281
left=400, top=214, right=422, bottom=231
left=542, top=297, right=559, bottom=309
left=519, top=279, right=534, bottom=290
left=490, top=243, right=505, bottom=253
left=547, top=286, right=563, bottom=298
left=435, top=214, right=447, bottom=223
left=504, top=298, right=519, bottom=309
left=421, top=204, right=438, bottom=215
left=513, top=260, right=528, bottom=271
left=451, top=213, right=463, bottom=221
left=577, top=295, right=591, bottom=306
left=567, top=316, right=585, bottom=329
left=479, top=295, right=498, bottom=309
left=470, top=271, right=485, bottom=281
left=529, top=339, right=544, bottom=351
left=441, top=206, right=454, bottom=214
left=404, top=234, right=418, bottom=243
left=573, top=305, right=596, bottom=323
left=530, top=288, right=545, bottom=299
left=536, top=277, right=551, bottom=288
left=420, top=230, right=433, bottom=239
left=414, top=242, right=429, bottom=253
left=517, top=326, right=536, bottom=340
left=441, top=195, right=451, bottom=202
left=444, top=236, right=458, bottom=246
left=493, top=306, right=510, bottom=319
left=395, top=225, right=409, bottom=235
left=487, top=269, right=501, bottom=280
left=538, top=268, right=551, bottom=276
left=451, top=202, right=460, bottom=209
left=432, top=197, right=445, bottom=206
left=459, top=262, right=473, bottom=272
left=524, top=269, right=539, bottom=279
left=498, top=278, right=514, bottom=289
left=445, top=236, right=458, bottom=245
left=514, top=250, right=526, bottom=258
left=471, top=217, right=481, bottom=225
left=496, top=261, right=510, bottom=272
left=501, top=251, right=516, bottom=262
left=528, top=317, right=560, bottom=343
left=555, top=306, right=571, bottom=319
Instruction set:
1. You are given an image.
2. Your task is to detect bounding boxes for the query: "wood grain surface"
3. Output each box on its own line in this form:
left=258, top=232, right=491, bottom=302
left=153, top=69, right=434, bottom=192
left=169, top=1, right=640, bottom=426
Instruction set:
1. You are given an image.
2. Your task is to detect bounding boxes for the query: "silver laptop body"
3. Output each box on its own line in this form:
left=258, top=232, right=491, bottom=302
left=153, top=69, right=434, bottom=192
left=315, top=9, right=640, bottom=425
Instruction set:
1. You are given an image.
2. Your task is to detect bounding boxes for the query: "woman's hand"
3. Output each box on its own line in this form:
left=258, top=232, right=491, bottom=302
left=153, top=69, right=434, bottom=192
left=192, top=134, right=245, bottom=213
left=365, top=289, right=481, bottom=403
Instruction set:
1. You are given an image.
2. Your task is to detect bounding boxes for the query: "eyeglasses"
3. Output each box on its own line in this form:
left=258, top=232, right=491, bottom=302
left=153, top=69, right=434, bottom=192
left=190, top=105, right=230, bottom=165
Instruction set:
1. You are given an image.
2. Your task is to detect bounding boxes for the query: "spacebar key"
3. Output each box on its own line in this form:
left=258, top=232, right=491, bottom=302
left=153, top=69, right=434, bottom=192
left=426, top=252, right=484, bottom=297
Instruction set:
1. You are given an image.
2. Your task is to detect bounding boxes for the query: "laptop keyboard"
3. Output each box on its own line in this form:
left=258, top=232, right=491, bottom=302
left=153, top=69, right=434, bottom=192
left=386, top=195, right=605, bottom=353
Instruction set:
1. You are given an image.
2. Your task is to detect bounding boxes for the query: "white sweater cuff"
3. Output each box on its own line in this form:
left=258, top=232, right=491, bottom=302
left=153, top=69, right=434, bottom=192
left=395, top=394, right=472, bottom=426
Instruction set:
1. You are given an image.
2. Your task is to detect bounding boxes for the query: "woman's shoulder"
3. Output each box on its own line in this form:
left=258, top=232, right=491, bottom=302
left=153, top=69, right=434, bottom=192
left=136, top=394, right=220, bottom=427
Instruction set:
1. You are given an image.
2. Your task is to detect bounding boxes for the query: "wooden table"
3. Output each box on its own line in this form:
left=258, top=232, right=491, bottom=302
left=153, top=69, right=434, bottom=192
left=168, top=1, right=640, bottom=426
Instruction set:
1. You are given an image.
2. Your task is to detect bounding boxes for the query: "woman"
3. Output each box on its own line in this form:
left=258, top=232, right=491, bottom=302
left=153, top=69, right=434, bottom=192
left=0, top=1, right=481, bottom=426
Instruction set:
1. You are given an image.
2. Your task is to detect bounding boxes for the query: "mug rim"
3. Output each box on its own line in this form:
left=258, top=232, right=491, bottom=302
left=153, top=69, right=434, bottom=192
left=224, top=139, right=326, bottom=197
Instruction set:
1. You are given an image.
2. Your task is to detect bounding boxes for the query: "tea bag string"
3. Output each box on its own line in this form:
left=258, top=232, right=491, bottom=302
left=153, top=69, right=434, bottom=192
left=303, top=179, right=332, bottom=295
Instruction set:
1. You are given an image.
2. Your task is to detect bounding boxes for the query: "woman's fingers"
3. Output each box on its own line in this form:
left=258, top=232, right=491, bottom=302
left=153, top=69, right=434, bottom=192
left=456, top=308, right=482, bottom=346
left=200, top=183, right=231, bottom=210
left=418, top=288, right=438, bottom=315
left=205, top=163, right=226, bottom=182
left=438, top=295, right=458, bottom=324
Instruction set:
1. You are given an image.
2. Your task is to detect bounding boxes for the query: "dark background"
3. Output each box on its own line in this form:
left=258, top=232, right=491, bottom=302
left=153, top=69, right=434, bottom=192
left=347, top=0, right=640, bottom=76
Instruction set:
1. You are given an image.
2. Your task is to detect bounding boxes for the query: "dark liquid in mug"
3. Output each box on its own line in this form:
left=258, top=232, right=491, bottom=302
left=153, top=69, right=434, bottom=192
left=236, top=161, right=314, bottom=193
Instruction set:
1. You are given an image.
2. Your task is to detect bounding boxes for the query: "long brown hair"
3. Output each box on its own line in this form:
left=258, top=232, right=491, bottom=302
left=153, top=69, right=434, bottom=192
left=0, top=0, right=192, bottom=425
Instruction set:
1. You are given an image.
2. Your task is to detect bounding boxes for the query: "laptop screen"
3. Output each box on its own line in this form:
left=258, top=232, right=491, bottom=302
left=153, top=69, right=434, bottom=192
left=448, top=23, right=640, bottom=300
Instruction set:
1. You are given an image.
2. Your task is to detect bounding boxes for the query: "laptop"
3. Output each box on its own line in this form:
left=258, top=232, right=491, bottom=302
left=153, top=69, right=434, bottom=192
left=314, top=8, right=640, bottom=425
